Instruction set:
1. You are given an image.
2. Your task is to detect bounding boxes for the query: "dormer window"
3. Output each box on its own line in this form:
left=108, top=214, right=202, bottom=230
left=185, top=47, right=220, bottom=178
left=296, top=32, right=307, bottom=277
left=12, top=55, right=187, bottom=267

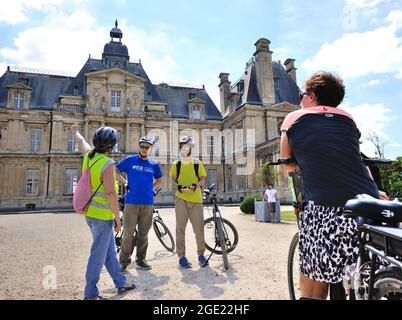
left=13, top=92, right=24, bottom=109
left=189, top=92, right=197, bottom=100
left=274, top=78, right=280, bottom=90
left=193, top=105, right=201, bottom=120
left=237, top=81, right=244, bottom=94
left=73, top=86, right=79, bottom=96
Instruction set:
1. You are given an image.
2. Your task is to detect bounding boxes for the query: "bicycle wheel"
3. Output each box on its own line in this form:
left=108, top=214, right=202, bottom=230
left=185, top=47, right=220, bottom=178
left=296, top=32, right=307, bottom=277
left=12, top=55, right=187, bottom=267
left=372, top=267, right=402, bottom=300
left=153, top=218, right=175, bottom=252
left=288, top=232, right=300, bottom=300
left=204, top=217, right=239, bottom=254
left=216, top=220, right=229, bottom=270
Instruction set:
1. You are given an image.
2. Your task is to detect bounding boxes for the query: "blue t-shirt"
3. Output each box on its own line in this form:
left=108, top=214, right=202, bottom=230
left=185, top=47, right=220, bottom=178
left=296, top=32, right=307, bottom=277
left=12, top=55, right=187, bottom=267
left=116, top=155, right=163, bottom=205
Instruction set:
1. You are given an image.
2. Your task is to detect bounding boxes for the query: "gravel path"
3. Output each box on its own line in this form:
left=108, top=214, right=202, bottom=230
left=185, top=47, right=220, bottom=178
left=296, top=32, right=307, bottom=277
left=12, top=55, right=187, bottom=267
left=0, top=206, right=297, bottom=300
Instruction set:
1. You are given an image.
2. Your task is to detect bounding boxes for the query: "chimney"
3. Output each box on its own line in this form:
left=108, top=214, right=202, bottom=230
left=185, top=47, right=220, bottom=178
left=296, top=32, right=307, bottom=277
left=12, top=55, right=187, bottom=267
left=254, top=38, right=275, bottom=105
left=284, top=58, right=297, bottom=84
left=219, top=73, right=231, bottom=114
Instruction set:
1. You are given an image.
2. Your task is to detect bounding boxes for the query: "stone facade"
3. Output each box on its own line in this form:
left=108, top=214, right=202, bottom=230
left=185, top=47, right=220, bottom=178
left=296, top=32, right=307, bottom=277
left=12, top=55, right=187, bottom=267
left=0, top=24, right=299, bottom=211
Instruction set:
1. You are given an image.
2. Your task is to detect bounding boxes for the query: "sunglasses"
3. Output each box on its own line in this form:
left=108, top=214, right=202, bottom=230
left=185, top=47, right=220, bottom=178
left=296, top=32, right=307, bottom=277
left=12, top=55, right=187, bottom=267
left=140, top=145, right=151, bottom=150
left=299, top=91, right=310, bottom=101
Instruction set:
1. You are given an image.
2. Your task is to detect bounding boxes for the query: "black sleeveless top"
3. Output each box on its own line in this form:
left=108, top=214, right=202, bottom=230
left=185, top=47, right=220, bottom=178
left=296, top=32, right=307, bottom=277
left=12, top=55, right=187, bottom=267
left=285, top=112, right=380, bottom=207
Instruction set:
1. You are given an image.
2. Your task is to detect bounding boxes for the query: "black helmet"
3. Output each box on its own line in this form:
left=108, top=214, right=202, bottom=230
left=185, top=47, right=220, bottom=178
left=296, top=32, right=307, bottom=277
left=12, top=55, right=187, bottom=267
left=93, top=127, right=118, bottom=151
left=139, top=136, right=154, bottom=146
left=179, top=135, right=195, bottom=148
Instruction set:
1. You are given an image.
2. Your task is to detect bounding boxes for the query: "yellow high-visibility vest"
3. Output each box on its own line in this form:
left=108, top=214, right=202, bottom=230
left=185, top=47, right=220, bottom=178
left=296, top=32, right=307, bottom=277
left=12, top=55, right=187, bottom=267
left=81, top=152, right=118, bottom=221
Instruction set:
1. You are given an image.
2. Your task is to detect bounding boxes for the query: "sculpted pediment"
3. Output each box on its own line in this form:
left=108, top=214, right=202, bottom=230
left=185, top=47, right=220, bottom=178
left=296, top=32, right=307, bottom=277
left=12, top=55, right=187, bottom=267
left=85, top=67, right=146, bottom=84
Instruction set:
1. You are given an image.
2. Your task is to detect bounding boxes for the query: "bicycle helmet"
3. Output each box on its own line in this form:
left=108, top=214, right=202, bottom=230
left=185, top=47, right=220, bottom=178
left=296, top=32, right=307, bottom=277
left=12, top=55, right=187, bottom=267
left=179, top=136, right=195, bottom=148
left=139, top=136, right=154, bottom=146
left=93, top=126, right=118, bottom=151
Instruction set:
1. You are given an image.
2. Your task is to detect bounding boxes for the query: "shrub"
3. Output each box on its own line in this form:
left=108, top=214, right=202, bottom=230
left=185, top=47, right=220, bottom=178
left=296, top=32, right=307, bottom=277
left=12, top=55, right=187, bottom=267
left=240, top=195, right=263, bottom=214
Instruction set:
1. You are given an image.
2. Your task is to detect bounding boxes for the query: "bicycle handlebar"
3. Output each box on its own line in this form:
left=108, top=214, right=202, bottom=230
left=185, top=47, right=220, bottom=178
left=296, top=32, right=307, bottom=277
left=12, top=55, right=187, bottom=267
left=268, top=158, right=297, bottom=166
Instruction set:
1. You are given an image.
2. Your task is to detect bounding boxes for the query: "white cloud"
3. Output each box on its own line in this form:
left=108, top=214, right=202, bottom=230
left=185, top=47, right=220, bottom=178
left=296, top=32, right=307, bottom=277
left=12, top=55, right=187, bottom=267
left=0, top=0, right=64, bottom=24
left=345, top=0, right=390, bottom=8
left=0, top=10, right=181, bottom=82
left=389, top=142, right=402, bottom=148
left=362, top=78, right=386, bottom=87
left=342, top=102, right=395, bottom=156
left=302, top=9, right=402, bottom=79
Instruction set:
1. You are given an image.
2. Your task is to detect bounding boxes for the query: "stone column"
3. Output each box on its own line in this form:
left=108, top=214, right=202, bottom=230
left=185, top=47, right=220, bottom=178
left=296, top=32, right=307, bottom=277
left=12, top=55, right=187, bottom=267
left=84, top=120, right=89, bottom=142
left=125, top=122, right=130, bottom=152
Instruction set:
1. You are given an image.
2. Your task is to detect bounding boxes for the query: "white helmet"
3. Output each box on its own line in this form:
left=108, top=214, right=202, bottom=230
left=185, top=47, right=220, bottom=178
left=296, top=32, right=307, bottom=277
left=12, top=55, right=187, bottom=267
left=179, top=136, right=195, bottom=148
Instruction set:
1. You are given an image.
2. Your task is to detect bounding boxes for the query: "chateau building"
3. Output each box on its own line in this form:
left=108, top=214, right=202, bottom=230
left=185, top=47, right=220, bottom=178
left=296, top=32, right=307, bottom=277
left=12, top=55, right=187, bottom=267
left=0, top=22, right=299, bottom=211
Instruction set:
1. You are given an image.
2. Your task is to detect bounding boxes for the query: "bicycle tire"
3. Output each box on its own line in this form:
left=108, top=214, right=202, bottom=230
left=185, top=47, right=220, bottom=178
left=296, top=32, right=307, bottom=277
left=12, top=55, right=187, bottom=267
left=372, top=267, right=402, bottom=300
left=153, top=218, right=175, bottom=252
left=288, top=232, right=300, bottom=300
left=216, top=219, right=229, bottom=270
left=204, top=217, right=239, bottom=254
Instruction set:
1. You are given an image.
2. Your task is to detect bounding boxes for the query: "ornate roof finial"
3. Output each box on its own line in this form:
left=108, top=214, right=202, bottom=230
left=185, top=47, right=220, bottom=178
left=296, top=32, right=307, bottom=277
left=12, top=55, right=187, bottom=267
left=115, top=19, right=118, bottom=28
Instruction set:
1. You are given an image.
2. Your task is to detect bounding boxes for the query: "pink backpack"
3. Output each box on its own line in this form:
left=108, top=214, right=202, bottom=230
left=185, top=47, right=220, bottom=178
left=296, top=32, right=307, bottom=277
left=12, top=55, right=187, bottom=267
left=73, top=157, right=103, bottom=214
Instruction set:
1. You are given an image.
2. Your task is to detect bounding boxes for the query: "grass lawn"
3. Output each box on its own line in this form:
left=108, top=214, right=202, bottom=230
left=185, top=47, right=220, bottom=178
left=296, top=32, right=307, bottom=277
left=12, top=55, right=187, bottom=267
left=280, top=210, right=298, bottom=222
left=240, top=210, right=297, bottom=222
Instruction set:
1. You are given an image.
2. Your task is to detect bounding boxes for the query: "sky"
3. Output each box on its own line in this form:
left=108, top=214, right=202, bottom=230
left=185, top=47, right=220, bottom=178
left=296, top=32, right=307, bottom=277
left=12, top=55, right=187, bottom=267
left=0, top=0, right=401, bottom=158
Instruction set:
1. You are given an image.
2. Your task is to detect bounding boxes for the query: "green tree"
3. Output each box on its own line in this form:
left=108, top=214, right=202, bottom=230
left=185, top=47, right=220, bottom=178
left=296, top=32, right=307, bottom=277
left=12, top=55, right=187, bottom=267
left=380, top=157, right=402, bottom=198
left=256, top=162, right=277, bottom=187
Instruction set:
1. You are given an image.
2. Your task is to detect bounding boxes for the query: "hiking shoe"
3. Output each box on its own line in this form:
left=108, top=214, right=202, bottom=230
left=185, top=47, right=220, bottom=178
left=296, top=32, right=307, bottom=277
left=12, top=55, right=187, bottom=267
left=118, top=283, right=136, bottom=294
left=179, top=256, right=192, bottom=268
left=84, top=295, right=107, bottom=300
left=198, top=255, right=209, bottom=267
left=136, top=260, right=152, bottom=270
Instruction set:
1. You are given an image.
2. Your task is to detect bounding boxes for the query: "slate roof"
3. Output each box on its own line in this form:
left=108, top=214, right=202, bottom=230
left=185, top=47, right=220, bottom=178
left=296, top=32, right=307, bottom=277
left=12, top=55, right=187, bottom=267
left=63, top=58, right=163, bottom=103
left=155, top=84, right=222, bottom=121
left=231, top=60, right=300, bottom=111
left=0, top=70, right=72, bottom=109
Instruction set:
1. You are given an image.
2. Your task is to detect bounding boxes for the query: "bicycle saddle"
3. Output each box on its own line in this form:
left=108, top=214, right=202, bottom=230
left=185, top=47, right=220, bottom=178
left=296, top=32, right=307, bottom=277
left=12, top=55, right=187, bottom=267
left=344, top=194, right=402, bottom=223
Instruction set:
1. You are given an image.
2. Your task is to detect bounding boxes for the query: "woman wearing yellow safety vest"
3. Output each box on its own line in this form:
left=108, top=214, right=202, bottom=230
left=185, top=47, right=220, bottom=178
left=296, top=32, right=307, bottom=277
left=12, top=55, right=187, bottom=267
left=71, top=124, right=135, bottom=300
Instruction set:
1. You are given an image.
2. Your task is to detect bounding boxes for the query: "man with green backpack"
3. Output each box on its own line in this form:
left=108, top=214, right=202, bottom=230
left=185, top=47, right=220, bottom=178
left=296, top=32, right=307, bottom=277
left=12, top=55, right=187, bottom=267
left=169, top=136, right=208, bottom=268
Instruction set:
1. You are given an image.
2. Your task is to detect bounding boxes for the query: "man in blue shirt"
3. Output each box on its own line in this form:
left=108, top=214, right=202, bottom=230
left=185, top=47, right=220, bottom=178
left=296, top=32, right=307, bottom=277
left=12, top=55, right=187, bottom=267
left=116, top=136, right=163, bottom=271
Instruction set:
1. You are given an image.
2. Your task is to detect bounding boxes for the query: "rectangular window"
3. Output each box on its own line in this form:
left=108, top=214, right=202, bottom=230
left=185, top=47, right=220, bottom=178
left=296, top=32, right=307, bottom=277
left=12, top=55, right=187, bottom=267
left=112, top=130, right=120, bottom=153
left=29, top=128, right=42, bottom=152
left=152, top=136, right=160, bottom=157
left=13, top=92, right=24, bottom=109
left=67, top=132, right=78, bottom=153
left=26, top=169, right=39, bottom=196
left=65, top=169, right=78, bottom=195
left=207, top=169, right=217, bottom=188
left=238, top=166, right=247, bottom=189
left=227, top=167, right=233, bottom=191
left=193, top=105, right=201, bottom=120
left=111, top=90, right=121, bottom=112
left=207, top=135, right=214, bottom=156
left=235, top=123, right=244, bottom=151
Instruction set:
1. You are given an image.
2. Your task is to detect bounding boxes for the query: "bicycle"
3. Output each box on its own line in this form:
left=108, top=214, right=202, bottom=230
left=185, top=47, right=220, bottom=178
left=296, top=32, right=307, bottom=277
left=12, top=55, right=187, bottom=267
left=115, top=187, right=175, bottom=253
left=271, top=158, right=402, bottom=300
left=202, top=183, right=239, bottom=270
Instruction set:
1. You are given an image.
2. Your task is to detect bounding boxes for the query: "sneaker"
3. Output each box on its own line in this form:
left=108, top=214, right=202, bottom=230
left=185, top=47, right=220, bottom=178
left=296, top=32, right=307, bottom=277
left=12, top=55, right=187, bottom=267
left=179, top=256, right=192, bottom=268
left=117, top=283, right=136, bottom=294
left=136, top=260, right=152, bottom=270
left=198, top=255, right=208, bottom=267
